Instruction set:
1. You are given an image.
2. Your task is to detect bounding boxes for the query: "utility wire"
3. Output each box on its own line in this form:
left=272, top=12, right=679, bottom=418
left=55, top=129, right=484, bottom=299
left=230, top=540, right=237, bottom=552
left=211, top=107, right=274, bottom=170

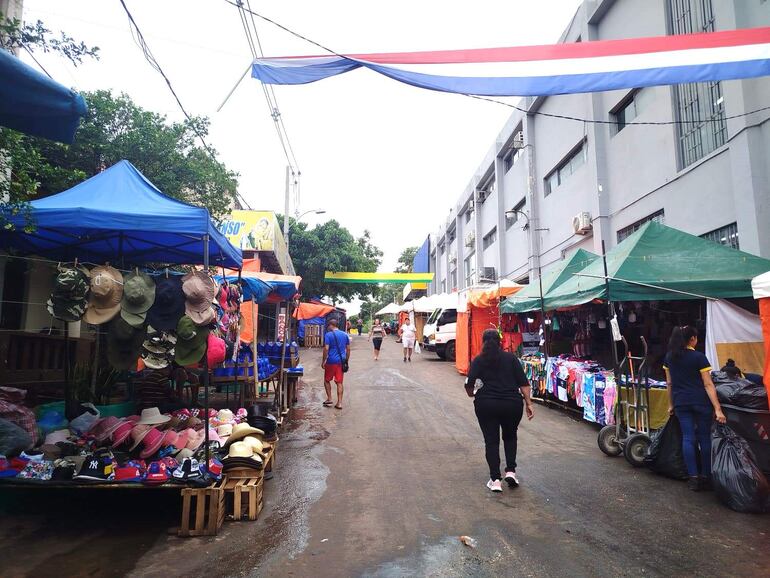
left=227, top=0, right=770, bottom=127
left=117, top=0, right=252, bottom=211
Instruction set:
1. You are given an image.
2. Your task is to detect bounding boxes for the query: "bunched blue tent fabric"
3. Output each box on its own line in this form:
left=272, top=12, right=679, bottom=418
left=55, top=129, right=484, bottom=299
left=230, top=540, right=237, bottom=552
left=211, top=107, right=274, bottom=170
left=0, top=160, right=242, bottom=268
left=215, top=276, right=272, bottom=303
left=0, top=48, right=87, bottom=143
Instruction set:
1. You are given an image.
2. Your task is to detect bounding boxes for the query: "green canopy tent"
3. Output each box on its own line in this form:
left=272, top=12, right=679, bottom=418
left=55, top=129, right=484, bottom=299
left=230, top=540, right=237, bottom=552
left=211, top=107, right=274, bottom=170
left=500, top=249, right=598, bottom=314
left=545, top=221, right=770, bottom=310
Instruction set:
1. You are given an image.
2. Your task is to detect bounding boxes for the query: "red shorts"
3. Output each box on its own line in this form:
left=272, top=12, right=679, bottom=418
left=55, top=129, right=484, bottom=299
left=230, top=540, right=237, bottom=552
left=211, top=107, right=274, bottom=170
left=324, top=363, right=344, bottom=383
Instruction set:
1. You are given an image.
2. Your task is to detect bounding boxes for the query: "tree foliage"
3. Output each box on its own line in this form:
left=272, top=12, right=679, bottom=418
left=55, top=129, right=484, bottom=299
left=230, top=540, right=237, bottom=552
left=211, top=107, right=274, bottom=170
left=0, top=14, right=238, bottom=228
left=395, top=246, right=418, bottom=273
left=278, top=216, right=383, bottom=302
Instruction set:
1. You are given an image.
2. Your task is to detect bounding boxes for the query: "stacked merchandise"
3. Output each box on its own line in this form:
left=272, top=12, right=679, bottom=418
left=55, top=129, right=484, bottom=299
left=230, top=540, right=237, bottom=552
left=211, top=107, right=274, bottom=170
left=0, top=404, right=279, bottom=485
left=520, top=354, right=547, bottom=394
left=543, top=356, right=619, bottom=426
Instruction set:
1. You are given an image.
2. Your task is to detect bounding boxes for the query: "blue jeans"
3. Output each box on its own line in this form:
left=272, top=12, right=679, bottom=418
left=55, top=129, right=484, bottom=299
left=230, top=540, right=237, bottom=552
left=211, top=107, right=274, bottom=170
left=675, top=405, right=713, bottom=477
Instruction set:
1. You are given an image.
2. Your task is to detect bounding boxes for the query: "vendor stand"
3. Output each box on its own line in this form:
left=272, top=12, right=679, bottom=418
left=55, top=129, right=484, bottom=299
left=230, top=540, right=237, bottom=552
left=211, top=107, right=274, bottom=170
left=0, top=161, right=285, bottom=535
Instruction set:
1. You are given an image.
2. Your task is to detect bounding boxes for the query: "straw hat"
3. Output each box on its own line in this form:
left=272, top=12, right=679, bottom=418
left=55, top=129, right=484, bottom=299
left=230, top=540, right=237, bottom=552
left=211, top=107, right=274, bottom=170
left=242, top=436, right=266, bottom=457
left=222, top=422, right=264, bottom=447
left=84, top=265, right=124, bottom=325
left=182, top=271, right=217, bottom=326
left=139, top=428, right=165, bottom=459
left=128, top=424, right=154, bottom=451
left=111, top=421, right=134, bottom=448
left=136, top=407, right=171, bottom=426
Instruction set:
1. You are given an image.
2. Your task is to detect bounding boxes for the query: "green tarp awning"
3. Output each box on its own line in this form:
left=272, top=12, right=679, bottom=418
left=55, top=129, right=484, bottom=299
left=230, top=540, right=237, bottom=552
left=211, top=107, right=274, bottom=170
left=500, top=249, right=598, bottom=313
left=544, top=221, right=770, bottom=309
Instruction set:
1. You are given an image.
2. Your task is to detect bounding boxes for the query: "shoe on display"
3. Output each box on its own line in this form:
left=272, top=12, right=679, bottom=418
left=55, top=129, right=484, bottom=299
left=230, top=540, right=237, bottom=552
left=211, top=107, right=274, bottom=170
left=504, top=471, right=519, bottom=488
left=486, top=479, right=503, bottom=492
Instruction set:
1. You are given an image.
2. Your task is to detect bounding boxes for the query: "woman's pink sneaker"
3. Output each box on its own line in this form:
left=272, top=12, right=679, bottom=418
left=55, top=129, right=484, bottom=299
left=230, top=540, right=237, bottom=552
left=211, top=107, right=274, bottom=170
left=486, top=479, right=503, bottom=492
left=504, top=471, right=519, bottom=487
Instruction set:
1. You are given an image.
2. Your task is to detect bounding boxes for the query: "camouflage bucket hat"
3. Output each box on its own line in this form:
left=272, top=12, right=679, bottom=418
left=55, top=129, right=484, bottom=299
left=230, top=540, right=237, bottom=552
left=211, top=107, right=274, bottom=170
left=48, top=266, right=90, bottom=322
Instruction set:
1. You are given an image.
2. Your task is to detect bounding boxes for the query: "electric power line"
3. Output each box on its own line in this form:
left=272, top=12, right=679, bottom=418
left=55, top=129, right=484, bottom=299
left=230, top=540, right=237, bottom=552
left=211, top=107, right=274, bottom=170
left=226, top=0, right=770, bottom=127
left=117, top=0, right=252, bottom=211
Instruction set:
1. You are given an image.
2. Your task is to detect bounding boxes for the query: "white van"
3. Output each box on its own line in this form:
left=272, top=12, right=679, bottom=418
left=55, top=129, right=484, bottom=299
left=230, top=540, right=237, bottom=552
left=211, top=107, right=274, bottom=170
left=423, top=306, right=458, bottom=361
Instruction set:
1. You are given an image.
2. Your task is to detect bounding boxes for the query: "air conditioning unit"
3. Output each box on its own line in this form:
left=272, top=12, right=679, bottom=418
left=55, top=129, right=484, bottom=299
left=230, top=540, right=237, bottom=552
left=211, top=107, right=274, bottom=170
left=512, top=130, right=525, bottom=150
left=572, top=212, right=593, bottom=235
left=464, top=230, right=476, bottom=248
left=482, top=267, right=497, bottom=281
left=476, top=189, right=487, bottom=204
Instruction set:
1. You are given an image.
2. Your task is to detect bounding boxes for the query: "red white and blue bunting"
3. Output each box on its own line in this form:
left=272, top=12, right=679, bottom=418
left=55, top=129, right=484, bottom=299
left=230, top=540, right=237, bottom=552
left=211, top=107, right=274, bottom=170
left=251, top=27, right=770, bottom=97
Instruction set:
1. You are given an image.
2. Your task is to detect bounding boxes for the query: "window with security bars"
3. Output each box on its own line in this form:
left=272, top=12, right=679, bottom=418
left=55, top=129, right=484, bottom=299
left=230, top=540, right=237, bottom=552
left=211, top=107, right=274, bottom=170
left=701, top=222, right=739, bottom=250
left=617, top=209, right=665, bottom=243
left=669, top=0, right=727, bottom=168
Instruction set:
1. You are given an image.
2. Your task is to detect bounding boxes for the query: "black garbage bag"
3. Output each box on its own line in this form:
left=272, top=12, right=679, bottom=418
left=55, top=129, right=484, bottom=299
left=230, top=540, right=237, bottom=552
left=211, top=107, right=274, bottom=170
left=711, top=423, right=770, bottom=514
left=644, top=415, right=689, bottom=480
left=0, top=418, right=33, bottom=457
left=713, top=372, right=769, bottom=411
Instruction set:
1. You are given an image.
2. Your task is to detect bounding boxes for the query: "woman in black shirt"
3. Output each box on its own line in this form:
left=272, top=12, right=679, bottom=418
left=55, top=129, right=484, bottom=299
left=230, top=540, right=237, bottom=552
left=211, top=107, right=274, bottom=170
left=466, top=329, right=535, bottom=492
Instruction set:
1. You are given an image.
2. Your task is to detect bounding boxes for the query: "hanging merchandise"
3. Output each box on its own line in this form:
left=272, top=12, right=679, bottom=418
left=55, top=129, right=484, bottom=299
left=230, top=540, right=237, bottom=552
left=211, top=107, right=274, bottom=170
left=47, top=264, right=90, bottom=322
left=84, top=265, right=124, bottom=325
left=120, top=271, right=156, bottom=327
left=206, top=333, right=227, bottom=367
left=107, top=317, right=147, bottom=370
left=141, top=327, right=176, bottom=370
left=611, top=315, right=622, bottom=342
left=174, top=315, right=209, bottom=366
left=146, top=275, right=186, bottom=331
left=182, top=271, right=217, bottom=326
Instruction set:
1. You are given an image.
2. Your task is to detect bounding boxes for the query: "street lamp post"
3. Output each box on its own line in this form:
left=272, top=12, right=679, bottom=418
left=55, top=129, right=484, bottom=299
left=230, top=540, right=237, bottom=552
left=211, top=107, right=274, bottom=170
left=285, top=209, right=326, bottom=252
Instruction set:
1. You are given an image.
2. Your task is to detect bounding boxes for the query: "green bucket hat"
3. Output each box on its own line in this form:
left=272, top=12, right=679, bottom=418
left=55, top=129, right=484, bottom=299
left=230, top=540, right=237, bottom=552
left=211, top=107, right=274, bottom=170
left=48, top=266, right=90, bottom=322
left=107, top=317, right=147, bottom=370
left=174, top=315, right=209, bottom=366
left=120, top=272, right=156, bottom=328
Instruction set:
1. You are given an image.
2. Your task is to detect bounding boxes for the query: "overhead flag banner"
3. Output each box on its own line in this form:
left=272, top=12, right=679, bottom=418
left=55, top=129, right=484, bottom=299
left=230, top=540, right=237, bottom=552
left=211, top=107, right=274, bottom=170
left=252, top=27, right=770, bottom=97
left=324, top=272, right=434, bottom=284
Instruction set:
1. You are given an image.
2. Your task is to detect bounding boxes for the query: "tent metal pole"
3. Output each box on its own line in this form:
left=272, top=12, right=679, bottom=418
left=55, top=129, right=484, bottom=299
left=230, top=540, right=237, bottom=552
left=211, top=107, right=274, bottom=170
left=538, top=261, right=549, bottom=360
left=601, top=241, right=620, bottom=373
left=203, top=234, right=210, bottom=469
left=64, top=322, right=72, bottom=419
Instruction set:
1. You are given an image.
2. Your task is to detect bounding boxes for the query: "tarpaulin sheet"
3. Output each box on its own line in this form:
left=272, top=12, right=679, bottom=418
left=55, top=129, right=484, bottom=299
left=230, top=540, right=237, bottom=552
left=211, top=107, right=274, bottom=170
left=0, top=48, right=87, bottom=143
left=501, top=249, right=598, bottom=313
left=456, top=312, right=470, bottom=376
left=0, top=160, right=242, bottom=268
left=545, top=222, right=770, bottom=309
left=294, top=302, right=335, bottom=320
left=467, top=280, right=523, bottom=308
left=759, top=299, right=770, bottom=408
left=705, top=300, right=765, bottom=374
left=298, top=317, right=325, bottom=338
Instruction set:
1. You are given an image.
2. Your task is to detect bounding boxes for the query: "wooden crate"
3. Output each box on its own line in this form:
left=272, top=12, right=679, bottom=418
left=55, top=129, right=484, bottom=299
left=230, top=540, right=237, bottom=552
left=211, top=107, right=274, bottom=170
left=178, top=486, right=225, bottom=537
left=305, top=324, right=323, bottom=348
left=217, top=475, right=264, bottom=521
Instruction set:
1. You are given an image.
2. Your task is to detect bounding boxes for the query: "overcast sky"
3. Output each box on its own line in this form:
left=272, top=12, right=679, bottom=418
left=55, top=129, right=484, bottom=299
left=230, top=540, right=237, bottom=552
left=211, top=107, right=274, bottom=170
left=22, top=0, right=583, bottom=312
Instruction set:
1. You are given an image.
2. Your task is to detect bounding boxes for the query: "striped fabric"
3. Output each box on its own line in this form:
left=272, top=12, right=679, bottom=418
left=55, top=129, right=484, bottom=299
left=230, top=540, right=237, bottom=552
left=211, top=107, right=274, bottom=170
left=252, top=27, right=770, bottom=97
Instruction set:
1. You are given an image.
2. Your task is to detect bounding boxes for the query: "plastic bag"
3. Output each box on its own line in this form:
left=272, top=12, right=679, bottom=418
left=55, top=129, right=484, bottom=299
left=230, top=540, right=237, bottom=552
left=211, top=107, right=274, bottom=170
left=713, top=372, right=769, bottom=411
left=644, top=415, right=689, bottom=480
left=69, top=403, right=100, bottom=436
left=0, top=418, right=33, bottom=456
left=711, top=423, right=770, bottom=513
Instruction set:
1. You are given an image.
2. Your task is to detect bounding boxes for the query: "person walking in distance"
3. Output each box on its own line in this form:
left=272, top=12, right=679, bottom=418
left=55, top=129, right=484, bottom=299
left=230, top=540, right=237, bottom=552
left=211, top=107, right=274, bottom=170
left=356, top=318, right=364, bottom=336
left=466, top=329, right=534, bottom=492
left=322, top=318, right=351, bottom=410
left=369, top=318, right=386, bottom=361
left=399, top=314, right=417, bottom=363
left=664, top=325, right=726, bottom=491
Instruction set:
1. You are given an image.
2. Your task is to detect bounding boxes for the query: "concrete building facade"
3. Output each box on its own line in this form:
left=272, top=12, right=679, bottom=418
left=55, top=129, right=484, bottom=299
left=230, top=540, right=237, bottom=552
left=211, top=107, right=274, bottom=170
left=428, top=0, right=770, bottom=295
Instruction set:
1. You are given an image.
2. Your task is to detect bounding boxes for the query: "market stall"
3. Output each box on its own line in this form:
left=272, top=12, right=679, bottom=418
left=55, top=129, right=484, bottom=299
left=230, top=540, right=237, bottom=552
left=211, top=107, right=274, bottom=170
left=0, top=161, right=282, bottom=534
left=752, top=271, right=770, bottom=407
left=294, top=301, right=337, bottom=347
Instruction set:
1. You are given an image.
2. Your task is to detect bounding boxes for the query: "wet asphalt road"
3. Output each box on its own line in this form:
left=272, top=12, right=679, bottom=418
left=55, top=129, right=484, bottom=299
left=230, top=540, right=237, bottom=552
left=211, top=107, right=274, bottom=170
left=1, top=336, right=769, bottom=577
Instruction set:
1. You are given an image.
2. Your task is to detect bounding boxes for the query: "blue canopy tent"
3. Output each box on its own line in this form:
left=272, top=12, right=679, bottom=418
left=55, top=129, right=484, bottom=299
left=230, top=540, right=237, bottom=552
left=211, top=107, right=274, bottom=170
left=0, top=48, right=87, bottom=143
left=0, top=160, right=241, bottom=268
left=215, top=275, right=272, bottom=304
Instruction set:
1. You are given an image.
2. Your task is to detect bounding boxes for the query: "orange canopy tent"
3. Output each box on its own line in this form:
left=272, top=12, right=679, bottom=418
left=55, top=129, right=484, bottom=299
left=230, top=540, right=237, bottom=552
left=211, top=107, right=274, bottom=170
left=294, top=301, right=336, bottom=320
left=456, top=281, right=523, bottom=375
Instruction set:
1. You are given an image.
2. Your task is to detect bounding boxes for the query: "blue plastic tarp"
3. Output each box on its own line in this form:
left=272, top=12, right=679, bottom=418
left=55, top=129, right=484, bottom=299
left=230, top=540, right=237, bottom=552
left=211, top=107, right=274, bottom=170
left=298, top=317, right=325, bottom=338
left=215, top=276, right=272, bottom=303
left=0, top=160, right=242, bottom=268
left=267, top=279, right=299, bottom=300
left=0, top=48, right=87, bottom=143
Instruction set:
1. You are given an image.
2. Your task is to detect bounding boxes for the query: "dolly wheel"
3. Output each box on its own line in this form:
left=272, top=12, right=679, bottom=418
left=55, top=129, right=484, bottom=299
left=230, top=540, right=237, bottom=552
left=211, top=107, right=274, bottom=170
left=598, top=425, right=623, bottom=457
left=623, top=433, right=651, bottom=467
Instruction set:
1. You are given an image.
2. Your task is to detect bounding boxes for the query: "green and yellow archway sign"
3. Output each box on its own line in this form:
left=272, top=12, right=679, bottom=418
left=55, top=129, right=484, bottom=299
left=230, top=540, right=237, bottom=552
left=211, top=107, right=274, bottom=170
left=324, top=272, right=434, bottom=284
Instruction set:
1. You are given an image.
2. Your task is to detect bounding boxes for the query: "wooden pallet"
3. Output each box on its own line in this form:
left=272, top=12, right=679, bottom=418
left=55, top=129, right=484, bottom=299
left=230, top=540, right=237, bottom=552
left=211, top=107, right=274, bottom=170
left=217, top=475, right=264, bottom=521
left=305, top=325, right=323, bottom=347
left=178, top=486, right=225, bottom=537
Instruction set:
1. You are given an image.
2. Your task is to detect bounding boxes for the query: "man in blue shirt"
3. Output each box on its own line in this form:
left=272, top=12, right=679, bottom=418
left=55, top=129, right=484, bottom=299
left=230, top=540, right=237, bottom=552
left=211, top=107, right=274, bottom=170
left=322, top=318, right=351, bottom=409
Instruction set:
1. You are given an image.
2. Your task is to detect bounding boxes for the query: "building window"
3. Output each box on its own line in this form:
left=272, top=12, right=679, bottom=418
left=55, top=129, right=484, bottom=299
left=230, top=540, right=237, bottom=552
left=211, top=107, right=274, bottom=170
left=669, top=0, right=727, bottom=168
left=611, top=89, right=654, bottom=135
left=464, top=208, right=473, bottom=224
left=482, top=227, right=497, bottom=250
left=544, top=140, right=587, bottom=196
left=450, top=268, right=458, bottom=291
left=701, top=222, right=739, bottom=250
left=464, top=252, right=476, bottom=287
left=441, top=280, right=447, bottom=293
left=502, top=125, right=524, bottom=172
left=506, top=199, right=526, bottom=230
left=448, top=230, right=456, bottom=243
left=617, top=209, right=665, bottom=243
left=439, top=243, right=445, bottom=256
